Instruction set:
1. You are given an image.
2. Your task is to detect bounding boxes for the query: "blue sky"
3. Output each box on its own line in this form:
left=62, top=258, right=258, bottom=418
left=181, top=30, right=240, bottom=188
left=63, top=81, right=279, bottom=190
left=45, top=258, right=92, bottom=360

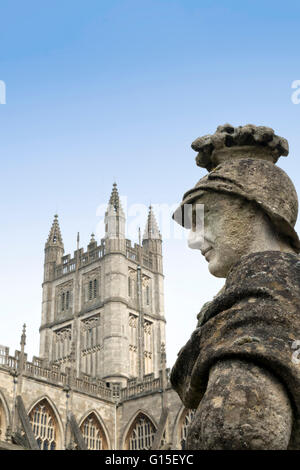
left=1, top=0, right=300, bottom=366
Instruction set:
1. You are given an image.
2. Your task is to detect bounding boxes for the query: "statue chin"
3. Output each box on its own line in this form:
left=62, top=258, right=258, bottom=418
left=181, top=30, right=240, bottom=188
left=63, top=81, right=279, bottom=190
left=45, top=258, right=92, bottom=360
left=207, top=257, right=229, bottom=279
left=208, top=264, right=226, bottom=278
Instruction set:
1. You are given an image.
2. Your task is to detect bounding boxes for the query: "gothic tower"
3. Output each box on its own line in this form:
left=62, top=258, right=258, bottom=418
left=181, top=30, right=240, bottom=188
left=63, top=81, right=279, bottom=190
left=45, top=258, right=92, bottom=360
left=40, top=215, right=64, bottom=359
left=39, top=185, right=166, bottom=388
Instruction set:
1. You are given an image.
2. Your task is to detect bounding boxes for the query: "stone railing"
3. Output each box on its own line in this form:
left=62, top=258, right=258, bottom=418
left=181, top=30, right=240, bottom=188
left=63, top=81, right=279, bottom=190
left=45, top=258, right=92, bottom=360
left=119, top=374, right=170, bottom=401
left=24, top=361, right=68, bottom=386
left=0, top=347, right=18, bottom=370
left=0, top=345, right=170, bottom=403
left=0, top=346, right=114, bottom=401
left=74, top=376, right=113, bottom=400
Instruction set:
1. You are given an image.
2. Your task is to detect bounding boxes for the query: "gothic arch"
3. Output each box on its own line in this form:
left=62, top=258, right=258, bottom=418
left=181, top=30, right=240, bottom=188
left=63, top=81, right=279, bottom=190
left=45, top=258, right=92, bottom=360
left=78, top=409, right=111, bottom=450
left=27, top=395, right=64, bottom=450
left=172, top=406, right=196, bottom=450
left=0, top=388, right=11, bottom=441
left=122, top=409, right=157, bottom=450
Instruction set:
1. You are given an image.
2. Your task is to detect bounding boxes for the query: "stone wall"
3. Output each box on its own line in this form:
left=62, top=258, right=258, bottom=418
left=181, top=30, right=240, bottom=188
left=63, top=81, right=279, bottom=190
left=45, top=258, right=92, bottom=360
left=0, top=349, right=186, bottom=450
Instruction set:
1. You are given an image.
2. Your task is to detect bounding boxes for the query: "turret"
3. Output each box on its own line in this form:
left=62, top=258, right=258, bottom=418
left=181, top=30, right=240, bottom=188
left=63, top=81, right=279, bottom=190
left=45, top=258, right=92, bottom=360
left=40, top=215, right=64, bottom=358
left=104, top=183, right=126, bottom=239
left=98, top=184, right=128, bottom=384
left=143, top=206, right=162, bottom=271
left=44, top=214, right=64, bottom=282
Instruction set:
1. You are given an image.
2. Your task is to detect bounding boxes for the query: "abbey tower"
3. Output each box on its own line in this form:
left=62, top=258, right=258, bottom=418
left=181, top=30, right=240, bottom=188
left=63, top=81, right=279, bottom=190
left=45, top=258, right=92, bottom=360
left=0, top=184, right=190, bottom=451
left=39, top=183, right=166, bottom=387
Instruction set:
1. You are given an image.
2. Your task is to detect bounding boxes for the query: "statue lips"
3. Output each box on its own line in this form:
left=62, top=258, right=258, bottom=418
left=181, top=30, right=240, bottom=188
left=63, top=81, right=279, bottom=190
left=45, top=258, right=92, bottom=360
left=201, top=247, right=213, bottom=261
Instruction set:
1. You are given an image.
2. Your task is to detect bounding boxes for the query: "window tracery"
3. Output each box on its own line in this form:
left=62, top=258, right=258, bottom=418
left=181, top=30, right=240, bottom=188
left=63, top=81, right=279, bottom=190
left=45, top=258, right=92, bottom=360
left=80, top=413, right=108, bottom=450
left=56, top=281, right=73, bottom=316
left=126, top=414, right=156, bottom=450
left=53, top=325, right=72, bottom=363
left=29, top=400, right=58, bottom=450
left=82, top=268, right=100, bottom=305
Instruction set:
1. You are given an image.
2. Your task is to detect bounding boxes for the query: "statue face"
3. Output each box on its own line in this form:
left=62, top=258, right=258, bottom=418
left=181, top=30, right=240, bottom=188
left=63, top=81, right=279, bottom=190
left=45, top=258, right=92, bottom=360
left=187, top=191, right=260, bottom=277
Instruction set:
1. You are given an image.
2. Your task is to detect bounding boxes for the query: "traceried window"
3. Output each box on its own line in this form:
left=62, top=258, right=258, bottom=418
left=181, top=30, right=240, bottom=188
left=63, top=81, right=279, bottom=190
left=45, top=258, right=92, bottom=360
left=180, top=409, right=196, bottom=450
left=29, top=400, right=58, bottom=450
left=81, top=315, right=101, bottom=376
left=80, top=413, right=108, bottom=450
left=127, top=414, right=156, bottom=450
left=54, top=326, right=72, bottom=363
left=144, top=320, right=153, bottom=375
left=129, top=314, right=138, bottom=376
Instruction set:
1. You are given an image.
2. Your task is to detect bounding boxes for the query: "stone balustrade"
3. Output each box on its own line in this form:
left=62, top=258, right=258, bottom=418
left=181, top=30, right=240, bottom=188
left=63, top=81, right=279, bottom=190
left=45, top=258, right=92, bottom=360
left=0, top=345, right=170, bottom=403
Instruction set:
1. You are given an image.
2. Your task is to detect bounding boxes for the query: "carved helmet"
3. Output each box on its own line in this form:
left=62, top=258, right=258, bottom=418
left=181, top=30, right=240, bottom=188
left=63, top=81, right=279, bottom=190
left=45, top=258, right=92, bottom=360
left=173, top=124, right=300, bottom=253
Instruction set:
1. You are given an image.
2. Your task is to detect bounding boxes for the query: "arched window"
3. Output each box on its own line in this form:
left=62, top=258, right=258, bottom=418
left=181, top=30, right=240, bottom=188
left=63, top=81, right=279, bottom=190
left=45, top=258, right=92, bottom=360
left=125, top=413, right=156, bottom=450
left=93, top=279, right=97, bottom=298
left=80, top=413, right=108, bottom=450
left=180, top=409, right=195, bottom=450
left=61, top=292, right=65, bottom=311
left=29, top=400, right=58, bottom=450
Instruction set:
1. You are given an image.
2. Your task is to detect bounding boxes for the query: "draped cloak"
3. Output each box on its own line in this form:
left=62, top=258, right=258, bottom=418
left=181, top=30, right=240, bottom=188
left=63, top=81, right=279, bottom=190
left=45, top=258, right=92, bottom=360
left=170, top=251, right=300, bottom=449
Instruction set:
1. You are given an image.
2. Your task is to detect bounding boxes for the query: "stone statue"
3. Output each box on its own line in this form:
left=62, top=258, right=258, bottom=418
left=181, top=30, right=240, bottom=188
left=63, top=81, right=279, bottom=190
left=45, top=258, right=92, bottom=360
left=170, top=124, right=300, bottom=450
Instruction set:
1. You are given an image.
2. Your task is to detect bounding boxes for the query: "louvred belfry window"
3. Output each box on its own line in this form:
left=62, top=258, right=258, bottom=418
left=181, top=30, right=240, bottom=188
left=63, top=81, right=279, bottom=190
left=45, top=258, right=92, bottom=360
left=88, top=279, right=98, bottom=300
left=29, top=400, right=57, bottom=450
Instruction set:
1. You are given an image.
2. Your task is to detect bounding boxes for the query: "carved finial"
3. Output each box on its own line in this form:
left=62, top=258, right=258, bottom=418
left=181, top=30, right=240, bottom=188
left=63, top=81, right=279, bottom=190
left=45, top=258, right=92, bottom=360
left=143, top=205, right=161, bottom=240
left=20, top=324, right=26, bottom=348
left=46, top=214, right=64, bottom=248
left=109, top=182, right=121, bottom=211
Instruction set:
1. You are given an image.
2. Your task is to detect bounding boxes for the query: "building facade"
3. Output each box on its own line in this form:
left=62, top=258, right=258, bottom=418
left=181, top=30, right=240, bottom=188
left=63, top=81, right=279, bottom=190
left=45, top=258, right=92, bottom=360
left=0, top=184, right=192, bottom=450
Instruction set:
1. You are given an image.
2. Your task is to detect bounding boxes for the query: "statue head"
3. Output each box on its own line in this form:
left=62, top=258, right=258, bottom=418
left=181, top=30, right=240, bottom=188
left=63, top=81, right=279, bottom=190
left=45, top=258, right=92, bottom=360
left=173, top=124, right=300, bottom=278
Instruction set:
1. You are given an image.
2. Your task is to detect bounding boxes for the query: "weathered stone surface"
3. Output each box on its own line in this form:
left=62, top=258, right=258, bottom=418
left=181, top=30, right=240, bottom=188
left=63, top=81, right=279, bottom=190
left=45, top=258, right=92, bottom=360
left=191, top=123, right=289, bottom=171
left=171, top=250, right=300, bottom=449
left=171, top=124, right=300, bottom=450
left=186, top=359, right=293, bottom=450
left=173, top=158, right=300, bottom=252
